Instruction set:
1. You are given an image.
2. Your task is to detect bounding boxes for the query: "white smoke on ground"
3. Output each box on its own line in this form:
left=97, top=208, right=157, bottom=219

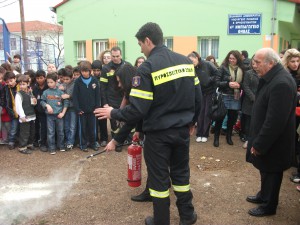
left=0, top=161, right=84, bottom=224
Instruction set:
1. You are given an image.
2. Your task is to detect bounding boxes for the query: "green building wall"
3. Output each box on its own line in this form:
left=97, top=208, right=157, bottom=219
left=56, top=0, right=300, bottom=66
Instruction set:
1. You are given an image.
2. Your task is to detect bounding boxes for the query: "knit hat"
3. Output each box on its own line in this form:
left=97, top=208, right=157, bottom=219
left=91, top=60, right=102, bottom=70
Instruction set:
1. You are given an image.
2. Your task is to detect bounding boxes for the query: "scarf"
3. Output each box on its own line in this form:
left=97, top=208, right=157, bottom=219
left=229, top=64, right=243, bottom=83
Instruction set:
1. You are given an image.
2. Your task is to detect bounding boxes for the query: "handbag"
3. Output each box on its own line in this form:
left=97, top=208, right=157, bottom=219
left=211, top=88, right=227, bottom=121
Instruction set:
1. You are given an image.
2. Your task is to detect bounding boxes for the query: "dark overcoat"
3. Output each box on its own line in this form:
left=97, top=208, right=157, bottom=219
left=246, top=63, right=297, bottom=172
left=241, top=69, right=259, bottom=116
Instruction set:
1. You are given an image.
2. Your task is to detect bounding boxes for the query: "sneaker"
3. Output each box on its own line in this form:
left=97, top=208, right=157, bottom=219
left=196, top=137, right=202, bottom=143
left=100, top=141, right=107, bottom=147
left=66, top=144, right=73, bottom=151
left=81, top=148, right=88, bottom=152
left=40, top=145, right=48, bottom=152
left=201, top=137, right=208, bottom=143
left=94, top=141, right=100, bottom=148
left=92, top=145, right=99, bottom=151
left=19, top=147, right=32, bottom=154
left=59, top=148, right=66, bottom=152
left=243, top=141, right=248, bottom=149
left=8, top=144, right=15, bottom=150
left=290, top=174, right=300, bottom=183
left=50, top=150, right=56, bottom=155
left=27, top=144, right=35, bottom=151
left=1, top=140, right=8, bottom=145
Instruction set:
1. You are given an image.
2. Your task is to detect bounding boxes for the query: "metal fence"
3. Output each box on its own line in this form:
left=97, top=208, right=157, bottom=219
left=0, top=18, right=60, bottom=72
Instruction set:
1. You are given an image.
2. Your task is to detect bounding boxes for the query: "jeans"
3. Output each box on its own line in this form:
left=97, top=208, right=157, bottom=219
left=64, top=110, right=77, bottom=145
left=8, top=118, right=19, bottom=145
left=47, top=114, right=64, bottom=150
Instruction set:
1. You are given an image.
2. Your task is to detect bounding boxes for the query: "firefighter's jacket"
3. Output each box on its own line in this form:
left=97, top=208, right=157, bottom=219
left=111, top=45, right=202, bottom=132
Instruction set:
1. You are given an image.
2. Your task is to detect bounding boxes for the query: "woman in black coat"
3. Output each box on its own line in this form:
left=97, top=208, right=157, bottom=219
left=188, top=51, right=219, bottom=143
left=281, top=48, right=300, bottom=184
left=214, top=50, right=245, bottom=147
left=241, top=60, right=259, bottom=149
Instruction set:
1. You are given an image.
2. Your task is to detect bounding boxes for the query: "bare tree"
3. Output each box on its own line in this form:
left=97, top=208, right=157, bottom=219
left=24, top=21, right=64, bottom=70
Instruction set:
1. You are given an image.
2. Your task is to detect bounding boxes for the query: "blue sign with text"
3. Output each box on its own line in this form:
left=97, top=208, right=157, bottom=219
left=228, top=13, right=262, bottom=35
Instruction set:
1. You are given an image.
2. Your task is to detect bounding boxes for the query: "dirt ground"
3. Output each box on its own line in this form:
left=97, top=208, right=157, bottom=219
left=0, top=133, right=299, bottom=225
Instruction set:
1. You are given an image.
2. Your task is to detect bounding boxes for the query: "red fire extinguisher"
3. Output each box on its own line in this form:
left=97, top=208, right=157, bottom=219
left=127, top=135, right=142, bottom=187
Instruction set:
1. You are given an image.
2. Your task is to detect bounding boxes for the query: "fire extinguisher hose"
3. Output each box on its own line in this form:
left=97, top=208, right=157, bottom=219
left=86, top=149, right=106, bottom=159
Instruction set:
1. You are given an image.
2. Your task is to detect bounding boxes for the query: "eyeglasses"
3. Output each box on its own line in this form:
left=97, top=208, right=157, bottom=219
left=103, top=56, right=111, bottom=59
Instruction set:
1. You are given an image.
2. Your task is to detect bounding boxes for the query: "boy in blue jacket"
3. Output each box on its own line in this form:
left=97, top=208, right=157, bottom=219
left=73, top=61, right=101, bottom=152
left=40, top=73, right=69, bottom=155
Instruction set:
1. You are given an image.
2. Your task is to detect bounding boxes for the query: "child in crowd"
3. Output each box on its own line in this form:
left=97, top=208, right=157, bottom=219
left=47, top=63, right=57, bottom=74
left=61, top=68, right=76, bottom=151
left=6, top=53, right=21, bottom=74
left=72, top=67, right=81, bottom=80
left=91, top=60, right=102, bottom=80
left=3, top=71, right=19, bottom=149
left=91, top=60, right=108, bottom=147
left=57, top=68, right=66, bottom=85
left=0, top=67, right=5, bottom=143
left=24, top=69, right=36, bottom=89
left=1, top=106, right=11, bottom=144
left=32, top=70, right=48, bottom=152
left=73, top=61, right=101, bottom=152
left=40, top=73, right=68, bottom=155
left=15, top=75, right=37, bottom=154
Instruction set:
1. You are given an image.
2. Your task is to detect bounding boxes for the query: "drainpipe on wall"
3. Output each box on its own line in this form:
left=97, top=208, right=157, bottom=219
left=270, top=0, right=277, bottom=49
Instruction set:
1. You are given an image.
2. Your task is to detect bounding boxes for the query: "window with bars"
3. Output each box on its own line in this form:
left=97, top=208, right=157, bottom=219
left=76, top=41, right=86, bottom=60
left=198, top=36, right=219, bottom=59
left=93, top=40, right=108, bottom=60
left=164, top=37, right=173, bottom=50
left=10, top=38, right=16, bottom=50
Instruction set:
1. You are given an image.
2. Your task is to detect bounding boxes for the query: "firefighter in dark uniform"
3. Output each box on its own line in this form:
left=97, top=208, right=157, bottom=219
left=95, top=22, right=202, bottom=225
left=100, top=46, right=130, bottom=139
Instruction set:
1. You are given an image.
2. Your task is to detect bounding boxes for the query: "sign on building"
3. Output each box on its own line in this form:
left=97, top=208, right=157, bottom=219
left=228, top=13, right=262, bottom=35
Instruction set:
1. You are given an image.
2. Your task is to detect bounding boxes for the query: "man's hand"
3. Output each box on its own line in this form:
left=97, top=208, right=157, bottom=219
left=20, top=117, right=26, bottom=122
left=189, top=124, right=195, bottom=136
left=94, top=107, right=113, bottom=119
left=250, top=147, right=260, bottom=156
left=105, top=139, right=118, bottom=152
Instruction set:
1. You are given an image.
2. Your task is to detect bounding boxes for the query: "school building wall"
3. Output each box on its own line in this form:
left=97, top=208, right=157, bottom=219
left=56, top=0, right=300, bottom=66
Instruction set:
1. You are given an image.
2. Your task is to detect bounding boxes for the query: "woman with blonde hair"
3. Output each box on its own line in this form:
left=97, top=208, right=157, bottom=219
left=282, top=48, right=300, bottom=188
left=281, top=48, right=300, bottom=83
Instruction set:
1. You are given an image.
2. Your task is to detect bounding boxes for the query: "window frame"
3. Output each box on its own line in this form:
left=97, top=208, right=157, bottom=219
left=163, top=37, right=173, bottom=51
left=10, top=37, right=17, bottom=50
left=93, top=40, right=108, bottom=60
left=76, top=41, right=86, bottom=60
left=198, top=36, right=219, bottom=60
